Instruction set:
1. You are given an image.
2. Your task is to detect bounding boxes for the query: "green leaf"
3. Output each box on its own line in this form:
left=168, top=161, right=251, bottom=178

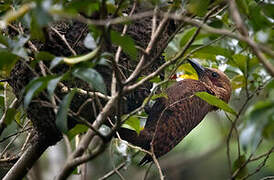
left=151, top=93, right=168, bottom=100
left=110, top=30, right=137, bottom=60
left=122, top=115, right=142, bottom=134
left=0, top=35, right=28, bottom=61
left=236, top=0, right=249, bottom=15
left=190, top=45, right=233, bottom=61
left=230, top=54, right=248, bottom=74
left=32, top=4, right=52, bottom=27
left=83, top=33, right=97, bottom=49
left=248, top=1, right=271, bottom=31
left=231, top=75, right=246, bottom=90
left=0, top=4, right=10, bottom=12
left=232, top=155, right=248, bottom=178
left=248, top=101, right=274, bottom=123
left=24, top=76, right=60, bottom=108
left=71, top=168, right=79, bottom=175
left=0, top=51, right=19, bottom=76
left=56, top=90, right=76, bottom=133
left=66, top=1, right=99, bottom=16
left=0, top=95, right=4, bottom=107
left=0, top=34, right=9, bottom=47
left=240, top=101, right=274, bottom=152
left=262, top=3, right=274, bottom=19
left=10, top=36, right=29, bottom=59
left=248, top=57, right=259, bottom=71
left=149, top=76, right=161, bottom=83
left=63, top=46, right=100, bottom=65
left=221, top=12, right=230, bottom=26
left=14, top=110, right=23, bottom=126
left=72, top=67, right=106, bottom=94
left=262, top=116, right=274, bottom=140
left=208, top=19, right=223, bottom=29
left=30, top=14, right=45, bottom=41
left=35, top=51, right=55, bottom=61
left=180, top=27, right=197, bottom=47
left=24, top=79, right=45, bottom=109
left=88, top=25, right=102, bottom=41
left=240, top=122, right=260, bottom=153
left=50, top=57, right=63, bottom=69
left=187, top=0, right=210, bottom=17
left=67, top=124, right=88, bottom=140
left=266, top=80, right=274, bottom=90
left=195, top=92, right=237, bottom=115
left=143, top=93, right=168, bottom=105
left=106, top=3, right=119, bottom=14
left=4, top=108, right=16, bottom=125
left=47, top=75, right=63, bottom=99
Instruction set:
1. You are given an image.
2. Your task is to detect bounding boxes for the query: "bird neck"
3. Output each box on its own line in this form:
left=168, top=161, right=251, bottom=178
left=202, top=81, right=230, bottom=103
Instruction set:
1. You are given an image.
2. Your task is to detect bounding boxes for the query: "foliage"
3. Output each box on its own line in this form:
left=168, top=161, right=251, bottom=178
left=0, top=0, right=273, bottom=180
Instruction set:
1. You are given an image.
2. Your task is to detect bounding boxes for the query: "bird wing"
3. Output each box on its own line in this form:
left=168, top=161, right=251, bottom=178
left=140, top=79, right=214, bottom=164
left=143, top=97, right=168, bottom=134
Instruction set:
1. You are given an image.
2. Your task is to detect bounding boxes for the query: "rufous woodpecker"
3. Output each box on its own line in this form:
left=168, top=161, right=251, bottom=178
left=119, top=59, right=232, bottom=165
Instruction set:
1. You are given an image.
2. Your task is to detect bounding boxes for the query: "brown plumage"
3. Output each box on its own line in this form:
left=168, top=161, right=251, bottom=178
left=118, top=59, right=232, bottom=164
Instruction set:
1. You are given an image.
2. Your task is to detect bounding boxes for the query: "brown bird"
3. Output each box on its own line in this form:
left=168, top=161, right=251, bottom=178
left=119, top=59, right=232, bottom=164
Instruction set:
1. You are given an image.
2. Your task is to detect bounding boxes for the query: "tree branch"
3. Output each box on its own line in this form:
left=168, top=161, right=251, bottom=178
left=124, top=8, right=172, bottom=84
left=56, top=92, right=121, bottom=179
left=3, top=140, right=48, bottom=180
left=167, top=14, right=274, bottom=76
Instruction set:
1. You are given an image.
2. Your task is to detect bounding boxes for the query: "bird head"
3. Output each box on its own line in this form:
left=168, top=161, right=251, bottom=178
left=188, top=59, right=232, bottom=103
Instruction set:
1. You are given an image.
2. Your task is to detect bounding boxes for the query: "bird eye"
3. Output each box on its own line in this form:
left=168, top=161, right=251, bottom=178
left=211, top=72, right=219, bottom=78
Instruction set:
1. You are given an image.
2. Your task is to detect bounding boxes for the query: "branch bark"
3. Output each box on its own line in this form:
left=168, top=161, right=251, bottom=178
left=3, top=139, right=48, bottom=180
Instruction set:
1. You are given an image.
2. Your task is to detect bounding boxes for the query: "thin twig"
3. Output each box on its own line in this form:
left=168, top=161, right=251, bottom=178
left=0, top=128, right=32, bottom=144
left=250, top=147, right=274, bottom=162
left=63, top=134, right=72, bottom=155
left=119, top=139, right=152, bottom=155
left=260, top=176, right=274, bottom=180
left=151, top=6, right=158, bottom=38
left=75, top=98, right=94, bottom=116
left=0, top=92, right=18, bottom=136
left=98, top=162, right=127, bottom=180
left=98, top=152, right=140, bottom=180
left=168, top=5, right=220, bottom=78
left=227, top=79, right=271, bottom=178
left=50, top=27, right=77, bottom=56
left=0, top=121, right=31, bottom=158
left=232, top=139, right=263, bottom=179
left=109, top=139, right=126, bottom=180
left=121, top=79, right=168, bottom=124
left=125, top=8, right=172, bottom=84
left=71, top=10, right=155, bottom=26
left=111, top=0, right=137, bottom=95
left=242, top=147, right=273, bottom=180
left=167, top=14, right=274, bottom=76
left=58, top=9, right=274, bottom=60
left=20, top=129, right=32, bottom=152
left=56, top=91, right=121, bottom=179
left=151, top=145, right=164, bottom=180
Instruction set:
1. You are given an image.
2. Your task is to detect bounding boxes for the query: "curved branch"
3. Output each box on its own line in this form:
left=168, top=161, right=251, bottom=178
left=3, top=140, right=48, bottom=180
left=167, top=14, right=274, bottom=76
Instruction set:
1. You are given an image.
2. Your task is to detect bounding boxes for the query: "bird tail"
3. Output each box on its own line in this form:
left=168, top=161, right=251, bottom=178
left=139, top=154, right=153, bottom=166
left=117, top=128, right=154, bottom=165
left=117, top=128, right=141, bottom=147
left=0, top=79, right=10, bottom=82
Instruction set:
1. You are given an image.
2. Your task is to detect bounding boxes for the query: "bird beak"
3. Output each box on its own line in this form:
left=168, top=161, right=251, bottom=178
left=188, top=59, right=205, bottom=78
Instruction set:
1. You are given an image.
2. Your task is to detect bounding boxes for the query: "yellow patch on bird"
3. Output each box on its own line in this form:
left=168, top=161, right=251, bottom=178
left=179, top=74, right=198, bottom=80
left=177, top=63, right=199, bottom=80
